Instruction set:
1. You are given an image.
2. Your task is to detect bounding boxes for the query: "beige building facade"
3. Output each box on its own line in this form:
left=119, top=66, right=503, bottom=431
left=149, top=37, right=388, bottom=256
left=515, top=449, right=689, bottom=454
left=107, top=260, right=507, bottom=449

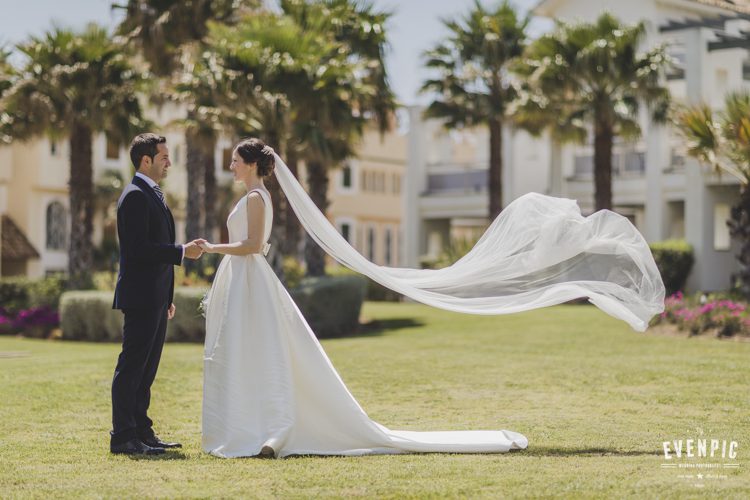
left=0, top=106, right=407, bottom=277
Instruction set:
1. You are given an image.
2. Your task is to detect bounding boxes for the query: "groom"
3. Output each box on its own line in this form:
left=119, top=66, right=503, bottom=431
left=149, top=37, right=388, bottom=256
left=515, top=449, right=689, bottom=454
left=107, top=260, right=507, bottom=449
left=110, top=133, right=203, bottom=455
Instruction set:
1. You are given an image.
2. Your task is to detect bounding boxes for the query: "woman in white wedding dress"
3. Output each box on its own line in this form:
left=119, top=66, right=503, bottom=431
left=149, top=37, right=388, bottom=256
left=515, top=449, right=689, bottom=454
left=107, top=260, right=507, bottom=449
left=198, top=138, right=664, bottom=459
left=197, top=139, right=528, bottom=458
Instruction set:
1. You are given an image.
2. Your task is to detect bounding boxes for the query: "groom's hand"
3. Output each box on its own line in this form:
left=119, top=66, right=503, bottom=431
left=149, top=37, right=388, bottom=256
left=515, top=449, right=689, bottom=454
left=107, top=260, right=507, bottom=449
left=183, top=241, right=204, bottom=259
left=168, top=303, right=176, bottom=320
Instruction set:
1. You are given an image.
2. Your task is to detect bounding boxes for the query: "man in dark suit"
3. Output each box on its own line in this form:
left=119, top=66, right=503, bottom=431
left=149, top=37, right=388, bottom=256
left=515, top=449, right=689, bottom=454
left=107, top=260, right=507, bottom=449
left=110, top=133, right=203, bottom=455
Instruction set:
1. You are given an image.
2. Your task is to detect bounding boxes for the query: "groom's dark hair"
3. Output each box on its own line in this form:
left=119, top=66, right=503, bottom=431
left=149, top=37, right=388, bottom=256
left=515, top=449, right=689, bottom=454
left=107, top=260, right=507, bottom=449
left=130, top=133, right=167, bottom=169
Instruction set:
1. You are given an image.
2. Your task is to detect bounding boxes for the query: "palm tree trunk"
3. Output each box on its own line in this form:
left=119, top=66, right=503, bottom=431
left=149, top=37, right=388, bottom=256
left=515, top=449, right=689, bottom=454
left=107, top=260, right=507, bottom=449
left=284, top=148, right=302, bottom=258
left=488, top=118, right=503, bottom=220
left=305, top=159, right=328, bottom=276
left=729, top=183, right=750, bottom=297
left=203, top=137, right=217, bottom=243
left=593, top=119, right=614, bottom=211
left=185, top=130, right=206, bottom=273
left=67, top=122, right=94, bottom=289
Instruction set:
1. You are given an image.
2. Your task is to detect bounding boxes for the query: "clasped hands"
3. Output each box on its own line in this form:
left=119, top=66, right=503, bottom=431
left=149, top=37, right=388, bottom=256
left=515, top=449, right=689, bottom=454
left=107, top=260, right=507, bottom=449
left=183, top=239, right=209, bottom=259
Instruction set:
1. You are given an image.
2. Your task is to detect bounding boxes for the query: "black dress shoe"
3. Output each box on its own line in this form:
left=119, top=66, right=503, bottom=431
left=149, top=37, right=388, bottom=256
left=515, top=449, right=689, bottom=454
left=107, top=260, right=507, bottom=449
left=111, top=438, right=165, bottom=455
left=140, top=435, right=182, bottom=449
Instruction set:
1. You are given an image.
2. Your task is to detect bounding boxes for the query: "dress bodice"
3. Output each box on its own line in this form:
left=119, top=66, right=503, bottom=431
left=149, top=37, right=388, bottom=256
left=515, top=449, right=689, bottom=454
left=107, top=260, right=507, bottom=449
left=226, top=189, right=273, bottom=245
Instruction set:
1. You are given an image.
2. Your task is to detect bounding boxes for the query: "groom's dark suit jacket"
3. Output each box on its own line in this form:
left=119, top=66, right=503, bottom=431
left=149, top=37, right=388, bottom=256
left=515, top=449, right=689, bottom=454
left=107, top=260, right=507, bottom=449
left=112, top=175, right=182, bottom=310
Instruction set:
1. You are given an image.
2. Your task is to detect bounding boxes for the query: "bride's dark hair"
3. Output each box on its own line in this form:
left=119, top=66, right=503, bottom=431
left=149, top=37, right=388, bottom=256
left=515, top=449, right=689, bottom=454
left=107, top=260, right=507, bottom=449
left=235, top=138, right=275, bottom=177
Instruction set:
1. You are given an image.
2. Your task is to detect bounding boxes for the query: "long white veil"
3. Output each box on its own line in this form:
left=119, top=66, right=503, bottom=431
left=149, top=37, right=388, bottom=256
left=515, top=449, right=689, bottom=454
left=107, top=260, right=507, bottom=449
left=273, top=153, right=665, bottom=331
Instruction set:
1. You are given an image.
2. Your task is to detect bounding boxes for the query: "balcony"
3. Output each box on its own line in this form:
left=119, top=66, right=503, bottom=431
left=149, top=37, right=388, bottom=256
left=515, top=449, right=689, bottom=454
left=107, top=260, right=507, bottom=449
left=571, top=151, right=645, bottom=179
left=423, top=163, right=488, bottom=195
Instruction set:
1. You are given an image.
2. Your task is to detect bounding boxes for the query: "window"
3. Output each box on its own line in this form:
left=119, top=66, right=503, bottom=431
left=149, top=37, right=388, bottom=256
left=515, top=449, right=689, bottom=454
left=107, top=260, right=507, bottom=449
left=341, top=223, right=351, bottom=243
left=714, top=203, right=731, bottom=251
left=367, top=226, right=376, bottom=262
left=46, top=201, right=67, bottom=250
left=384, top=227, right=392, bottom=265
left=106, top=135, right=120, bottom=160
left=361, top=171, right=369, bottom=191
left=341, top=164, right=352, bottom=188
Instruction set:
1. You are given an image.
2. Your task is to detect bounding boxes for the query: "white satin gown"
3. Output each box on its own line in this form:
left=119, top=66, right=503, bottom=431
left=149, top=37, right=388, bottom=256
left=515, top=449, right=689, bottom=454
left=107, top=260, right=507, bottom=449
left=202, top=189, right=528, bottom=458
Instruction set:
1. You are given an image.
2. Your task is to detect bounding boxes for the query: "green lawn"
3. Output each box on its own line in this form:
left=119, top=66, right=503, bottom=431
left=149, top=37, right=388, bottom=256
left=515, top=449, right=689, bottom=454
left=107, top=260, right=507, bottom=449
left=0, top=303, right=748, bottom=499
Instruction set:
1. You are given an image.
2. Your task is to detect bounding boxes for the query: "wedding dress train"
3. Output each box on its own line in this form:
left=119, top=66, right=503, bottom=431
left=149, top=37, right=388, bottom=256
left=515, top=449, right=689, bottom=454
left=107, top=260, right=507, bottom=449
left=202, top=189, right=528, bottom=457
left=202, top=152, right=664, bottom=458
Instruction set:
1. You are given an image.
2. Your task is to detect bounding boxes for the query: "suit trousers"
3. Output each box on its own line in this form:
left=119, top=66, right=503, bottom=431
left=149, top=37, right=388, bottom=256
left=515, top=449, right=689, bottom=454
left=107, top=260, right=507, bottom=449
left=110, top=303, right=169, bottom=445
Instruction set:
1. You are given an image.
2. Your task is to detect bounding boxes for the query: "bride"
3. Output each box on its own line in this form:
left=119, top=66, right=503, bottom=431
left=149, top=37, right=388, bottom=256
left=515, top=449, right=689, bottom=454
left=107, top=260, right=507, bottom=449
left=197, top=138, right=664, bottom=458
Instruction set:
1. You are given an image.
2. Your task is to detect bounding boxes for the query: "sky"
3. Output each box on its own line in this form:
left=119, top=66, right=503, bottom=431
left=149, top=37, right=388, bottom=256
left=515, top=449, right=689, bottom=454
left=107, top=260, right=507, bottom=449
left=0, top=0, right=552, bottom=106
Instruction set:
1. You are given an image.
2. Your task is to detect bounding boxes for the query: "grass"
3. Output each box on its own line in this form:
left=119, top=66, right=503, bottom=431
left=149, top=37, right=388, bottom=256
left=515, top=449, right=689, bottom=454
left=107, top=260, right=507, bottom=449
left=0, top=302, right=748, bottom=499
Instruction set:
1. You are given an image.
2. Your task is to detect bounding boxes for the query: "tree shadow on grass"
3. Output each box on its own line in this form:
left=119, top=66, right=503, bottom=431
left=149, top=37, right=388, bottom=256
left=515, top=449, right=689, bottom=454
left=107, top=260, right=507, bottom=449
left=523, top=446, right=659, bottom=457
left=352, top=318, right=426, bottom=338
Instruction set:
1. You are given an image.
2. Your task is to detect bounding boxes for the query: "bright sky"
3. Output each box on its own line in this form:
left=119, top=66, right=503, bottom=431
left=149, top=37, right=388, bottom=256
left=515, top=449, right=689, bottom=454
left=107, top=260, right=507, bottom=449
left=0, top=0, right=552, bottom=105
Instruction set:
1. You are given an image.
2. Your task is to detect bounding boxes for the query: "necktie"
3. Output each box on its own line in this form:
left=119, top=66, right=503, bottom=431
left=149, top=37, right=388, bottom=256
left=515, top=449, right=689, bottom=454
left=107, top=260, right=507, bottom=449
left=152, top=184, right=167, bottom=207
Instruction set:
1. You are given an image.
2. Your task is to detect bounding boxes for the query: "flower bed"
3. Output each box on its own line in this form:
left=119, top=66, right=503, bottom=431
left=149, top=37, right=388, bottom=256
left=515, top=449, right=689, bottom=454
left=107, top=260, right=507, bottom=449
left=0, top=305, right=60, bottom=338
left=653, top=291, right=750, bottom=338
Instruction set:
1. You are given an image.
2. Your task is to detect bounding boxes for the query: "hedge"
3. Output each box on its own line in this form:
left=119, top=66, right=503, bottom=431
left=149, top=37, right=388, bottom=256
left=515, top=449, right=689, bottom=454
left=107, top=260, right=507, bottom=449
left=650, top=239, right=695, bottom=296
left=59, top=276, right=366, bottom=342
left=290, top=275, right=367, bottom=338
left=0, top=276, right=67, bottom=315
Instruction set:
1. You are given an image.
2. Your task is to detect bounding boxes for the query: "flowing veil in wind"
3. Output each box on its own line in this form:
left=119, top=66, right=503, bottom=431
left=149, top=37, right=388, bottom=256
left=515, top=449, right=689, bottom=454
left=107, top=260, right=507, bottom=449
left=272, top=153, right=665, bottom=331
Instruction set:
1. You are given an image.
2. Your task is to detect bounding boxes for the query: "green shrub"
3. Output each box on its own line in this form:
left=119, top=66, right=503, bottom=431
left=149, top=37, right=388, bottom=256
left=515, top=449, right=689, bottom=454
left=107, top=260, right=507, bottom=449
left=167, top=287, right=209, bottom=342
left=283, top=257, right=306, bottom=289
left=27, top=276, right=67, bottom=309
left=60, top=291, right=123, bottom=342
left=290, top=275, right=366, bottom=338
left=328, top=266, right=401, bottom=302
left=650, top=240, right=695, bottom=295
left=0, top=276, right=67, bottom=315
left=60, top=287, right=209, bottom=342
left=0, top=279, right=31, bottom=315
left=58, top=278, right=365, bottom=342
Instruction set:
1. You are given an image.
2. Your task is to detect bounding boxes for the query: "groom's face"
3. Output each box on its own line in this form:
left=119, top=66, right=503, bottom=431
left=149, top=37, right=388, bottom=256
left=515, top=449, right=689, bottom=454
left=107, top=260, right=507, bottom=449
left=144, top=143, right=171, bottom=182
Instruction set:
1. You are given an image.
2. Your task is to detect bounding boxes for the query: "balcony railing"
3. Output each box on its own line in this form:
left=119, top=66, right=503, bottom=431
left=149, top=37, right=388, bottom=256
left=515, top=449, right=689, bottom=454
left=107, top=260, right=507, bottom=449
left=423, top=165, right=488, bottom=195
left=572, top=151, right=645, bottom=178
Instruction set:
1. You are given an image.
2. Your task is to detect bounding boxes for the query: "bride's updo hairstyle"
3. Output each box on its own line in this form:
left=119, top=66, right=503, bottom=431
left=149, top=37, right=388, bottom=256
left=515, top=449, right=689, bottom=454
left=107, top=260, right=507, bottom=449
left=235, top=138, right=275, bottom=177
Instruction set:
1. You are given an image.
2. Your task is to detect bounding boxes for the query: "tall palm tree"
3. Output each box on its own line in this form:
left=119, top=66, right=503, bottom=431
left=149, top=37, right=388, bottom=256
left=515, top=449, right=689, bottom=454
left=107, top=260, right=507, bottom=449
left=209, top=3, right=395, bottom=276
left=116, top=0, right=259, bottom=266
left=1, top=25, right=149, bottom=288
left=676, top=92, right=750, bottom=295
left=281, top=0, right=396, bottom=276
left=516, top=13, right=670, bottom=211
left=421, top=0, right=527, bottom=220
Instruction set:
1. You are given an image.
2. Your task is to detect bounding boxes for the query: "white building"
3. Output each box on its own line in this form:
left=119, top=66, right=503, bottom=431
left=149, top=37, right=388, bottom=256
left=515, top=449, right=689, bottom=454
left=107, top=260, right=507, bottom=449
left=404, top=0, right=750, bottom=292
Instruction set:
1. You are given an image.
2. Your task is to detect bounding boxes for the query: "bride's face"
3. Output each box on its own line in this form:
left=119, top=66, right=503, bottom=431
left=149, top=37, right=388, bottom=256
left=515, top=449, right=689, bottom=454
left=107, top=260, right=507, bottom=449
left=229, top=149, right=256, bottom=182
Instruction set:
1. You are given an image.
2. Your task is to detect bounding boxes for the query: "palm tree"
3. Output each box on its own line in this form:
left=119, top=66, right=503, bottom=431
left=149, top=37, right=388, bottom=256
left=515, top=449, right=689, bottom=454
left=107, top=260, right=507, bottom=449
left=0, top=47, right=16, bottom=143
left=676, top=92, right=750, bottom=295
left=281, top=0, right=396, bottom=276
left=516, top=13, right=670, bottom=211
left=1, top=25, right=149, bottom=288
left=116, top=0, right=259, bottom=266
left=421, top=0, right=527, bottom=220
left=209, top=2, right=395, bottom=276
left=0, top=46, right=13, bottom=94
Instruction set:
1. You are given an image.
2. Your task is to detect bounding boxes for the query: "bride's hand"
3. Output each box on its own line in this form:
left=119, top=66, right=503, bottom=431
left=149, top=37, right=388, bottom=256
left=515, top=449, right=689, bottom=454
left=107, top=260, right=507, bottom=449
left=197, top=240, right=215, bottom=253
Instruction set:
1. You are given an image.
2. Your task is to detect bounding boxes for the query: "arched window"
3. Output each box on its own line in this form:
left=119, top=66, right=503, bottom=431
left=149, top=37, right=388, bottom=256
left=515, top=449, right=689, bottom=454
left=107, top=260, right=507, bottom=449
left=46, top=201, right=68, bottom=250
